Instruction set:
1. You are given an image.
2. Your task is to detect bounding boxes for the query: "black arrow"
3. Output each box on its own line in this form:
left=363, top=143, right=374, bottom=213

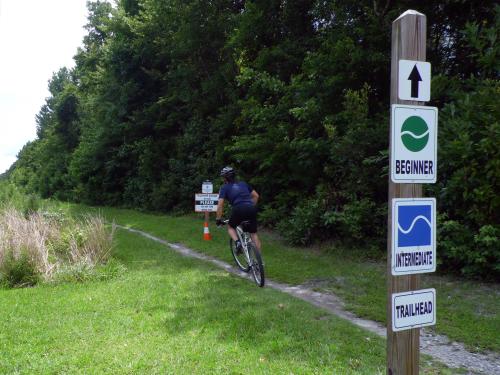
left=408, top=64, right=422, bottom=98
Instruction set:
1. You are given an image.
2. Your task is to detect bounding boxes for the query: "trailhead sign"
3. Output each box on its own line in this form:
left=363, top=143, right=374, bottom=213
left=398, top=60, right=431, bottom=101
left=392, top=288, right=436, bottom=332
left=391, top=198, right=436, bottom=275
left=391, top=104, right=438, bottom=183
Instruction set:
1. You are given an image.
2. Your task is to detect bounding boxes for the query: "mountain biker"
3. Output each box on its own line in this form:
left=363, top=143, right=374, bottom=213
left=215, top=166, right=261, bottom=253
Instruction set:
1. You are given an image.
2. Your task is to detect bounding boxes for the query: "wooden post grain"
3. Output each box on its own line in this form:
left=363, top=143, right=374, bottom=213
left=387, top=10, right=427, bottom=375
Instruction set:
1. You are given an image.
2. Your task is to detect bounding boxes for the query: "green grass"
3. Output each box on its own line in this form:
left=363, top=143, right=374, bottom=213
left=1, top=229, right=389, bottom=374
left=57, top=203, right=500, bottom=353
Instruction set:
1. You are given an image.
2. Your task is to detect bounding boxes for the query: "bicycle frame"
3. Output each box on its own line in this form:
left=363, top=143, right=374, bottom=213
left=223, top=219, right=264, bottom=287
left=236, top=226, right=253, bottom=265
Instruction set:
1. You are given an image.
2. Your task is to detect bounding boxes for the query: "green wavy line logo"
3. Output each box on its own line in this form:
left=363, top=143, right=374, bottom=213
left=401, top=116, right=429, bottom=152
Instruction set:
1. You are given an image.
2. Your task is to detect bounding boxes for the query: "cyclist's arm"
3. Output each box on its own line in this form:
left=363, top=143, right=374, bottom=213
left=250, top=190, right=259, bottom=205
left=216, top=198, right=225, bottom=220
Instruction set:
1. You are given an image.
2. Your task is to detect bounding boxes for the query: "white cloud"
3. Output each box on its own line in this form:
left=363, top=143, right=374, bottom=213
left=0, top=0, right=88, bottom=173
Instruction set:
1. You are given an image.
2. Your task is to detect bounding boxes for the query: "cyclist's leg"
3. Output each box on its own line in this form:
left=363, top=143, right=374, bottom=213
left=246, top=205, right=261, bottom=251
left=227, top=226, right=238, bottom=241
left=250, top=233, right=261, bottom=252
left=228, top=206, right=242, bottom=242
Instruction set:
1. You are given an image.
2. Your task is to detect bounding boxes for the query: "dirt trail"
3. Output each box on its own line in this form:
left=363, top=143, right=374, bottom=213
left=119, top=225, right=500, bottom=374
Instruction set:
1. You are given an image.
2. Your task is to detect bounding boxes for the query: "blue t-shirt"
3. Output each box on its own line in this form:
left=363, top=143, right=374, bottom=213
left=219, top=181, right=254, bottom=207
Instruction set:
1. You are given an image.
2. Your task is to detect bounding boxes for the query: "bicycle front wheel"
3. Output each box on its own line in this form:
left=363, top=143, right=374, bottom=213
left=248, top=244, right=265, bottom=287
left=230, top=239, right=250, bottom=272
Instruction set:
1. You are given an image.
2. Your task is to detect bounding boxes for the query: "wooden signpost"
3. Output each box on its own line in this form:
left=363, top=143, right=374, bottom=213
left=387, top=10, right=438, bottom=374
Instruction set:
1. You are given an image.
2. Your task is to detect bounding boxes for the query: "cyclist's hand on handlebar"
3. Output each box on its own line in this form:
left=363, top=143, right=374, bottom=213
left=216, top=218, right=224, bottom=227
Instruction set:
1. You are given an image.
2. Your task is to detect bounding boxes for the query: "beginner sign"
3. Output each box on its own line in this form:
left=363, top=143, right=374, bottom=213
left=398, top=60, right=431, bottom=101
left=391, top=104, right=438, bottom=183
left=392, top=198, right=436, bottom=275
left=392, top=288, right=436, bottom=332
left=195, top=193, right=219, bottom=212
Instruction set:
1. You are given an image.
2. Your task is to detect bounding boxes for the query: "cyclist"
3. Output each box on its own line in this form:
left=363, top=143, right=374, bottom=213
left=215, top=166, right=261, bottom=253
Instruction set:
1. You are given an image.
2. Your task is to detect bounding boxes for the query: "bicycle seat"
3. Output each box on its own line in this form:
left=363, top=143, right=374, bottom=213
left=239, top=220, right=251, bottom=231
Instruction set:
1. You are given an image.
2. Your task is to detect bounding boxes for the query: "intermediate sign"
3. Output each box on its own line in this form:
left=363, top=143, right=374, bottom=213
left=392, top=288, right=436, bottom=332
left=195, top=193, right=219, bottom=212
left=392, top=198, right=436, bottom=275
left=391, top=104, right=437, bottom=183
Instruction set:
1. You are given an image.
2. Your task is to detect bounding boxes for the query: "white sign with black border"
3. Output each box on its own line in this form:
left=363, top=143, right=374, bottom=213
left=202, top=181, right=213, bottom=194
left=391, top=104, right=438, bottom=183
left=392, top=288, right=436, bottom=332
left=391, top=198, right=436, bottom=276
left=195, top=193, right=219, bottom=212
left=398, top=60, right=431, bottom=102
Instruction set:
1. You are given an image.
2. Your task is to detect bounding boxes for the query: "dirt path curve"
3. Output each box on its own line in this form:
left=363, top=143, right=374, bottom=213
left=119, top=225, right=500, bottom=374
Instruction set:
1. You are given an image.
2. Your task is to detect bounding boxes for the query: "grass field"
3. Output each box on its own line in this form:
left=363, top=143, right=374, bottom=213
left=57, top=203, right=500, bottom=353
left=1, top=229, right=390, bottom=374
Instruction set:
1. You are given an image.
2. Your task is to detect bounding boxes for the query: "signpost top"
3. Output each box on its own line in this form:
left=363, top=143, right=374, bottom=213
left=394, top=9, right=424, bottom=21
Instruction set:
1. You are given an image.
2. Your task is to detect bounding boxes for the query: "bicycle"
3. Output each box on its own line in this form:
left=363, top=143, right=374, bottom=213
left=221, top=219, right=265, bottom=287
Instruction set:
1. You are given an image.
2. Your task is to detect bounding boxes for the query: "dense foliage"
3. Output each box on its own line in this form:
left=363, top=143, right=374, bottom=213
left=6, top=1, right=499, bottom=279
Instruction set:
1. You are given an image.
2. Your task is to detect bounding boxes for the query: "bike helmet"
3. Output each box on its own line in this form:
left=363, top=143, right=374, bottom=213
left=220, top=166, right=236, bottom=179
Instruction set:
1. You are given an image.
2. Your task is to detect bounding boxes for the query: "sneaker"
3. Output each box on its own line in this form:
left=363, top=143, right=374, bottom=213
left=235, top=240, right=243, bottom=255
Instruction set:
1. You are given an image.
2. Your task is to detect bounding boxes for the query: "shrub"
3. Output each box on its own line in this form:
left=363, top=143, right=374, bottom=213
left=277, top=198, right=324, bottom=245
left=438, top=217, right=500, bottom=280
left=323, top=198, right=385, bottom=244
left=0, top=250, right=40, bottom=288
left=471, top=225, right=500, bottom=278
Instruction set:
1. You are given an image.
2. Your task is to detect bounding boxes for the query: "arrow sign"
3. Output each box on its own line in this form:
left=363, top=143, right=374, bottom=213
left=408, top=65, right=422, bottom=98
left=398, top=60, right=431, bottom=101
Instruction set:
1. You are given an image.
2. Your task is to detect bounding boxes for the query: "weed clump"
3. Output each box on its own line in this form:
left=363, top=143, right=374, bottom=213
left=0, top=208, right=117, bottom=288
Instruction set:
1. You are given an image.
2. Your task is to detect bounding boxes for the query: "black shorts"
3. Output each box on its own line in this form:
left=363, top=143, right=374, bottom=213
left=229, top=204, right=258, bottom=233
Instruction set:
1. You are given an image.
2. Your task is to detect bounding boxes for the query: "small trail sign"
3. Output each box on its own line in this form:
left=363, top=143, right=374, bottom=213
left=391, top=198, right=436, bottom=275
left=195, top=193, right=218, bottom=212
left=398, top=60, right=431, bottom=101
left=391, top=104, right=438, bottom=183
left=202, top=181, right=213, bottom=194
left=392, top=288, right=436, bottom=332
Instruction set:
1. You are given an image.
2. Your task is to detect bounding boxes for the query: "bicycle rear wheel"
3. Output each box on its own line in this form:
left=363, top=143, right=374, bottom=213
left=230, top=239, right=250, bottom=272
left=248, top=244, right=265, bottom=287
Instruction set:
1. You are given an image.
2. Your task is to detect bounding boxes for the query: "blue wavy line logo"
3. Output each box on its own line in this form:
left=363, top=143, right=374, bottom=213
left=398, top=205, right=431, bottom=247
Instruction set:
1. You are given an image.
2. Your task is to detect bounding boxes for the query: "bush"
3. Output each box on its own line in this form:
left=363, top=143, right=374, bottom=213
left=0, top=250, right=40, bottom=288
left=323, top=198, right=385, bottom=244
left=438, top=217, right=500, bottom=280
left=471, top=225, right=500, bottom=278
left=277, top=198, right=324, bottom=245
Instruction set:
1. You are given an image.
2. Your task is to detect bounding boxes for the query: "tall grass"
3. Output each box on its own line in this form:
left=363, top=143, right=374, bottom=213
left=0, top=209, right=55, bottom=276
left=0, top=208, right=115, bottom=287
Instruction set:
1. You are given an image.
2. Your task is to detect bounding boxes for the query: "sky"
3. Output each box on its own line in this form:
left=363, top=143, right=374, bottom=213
left=0, top=0, right=88, bottom=173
